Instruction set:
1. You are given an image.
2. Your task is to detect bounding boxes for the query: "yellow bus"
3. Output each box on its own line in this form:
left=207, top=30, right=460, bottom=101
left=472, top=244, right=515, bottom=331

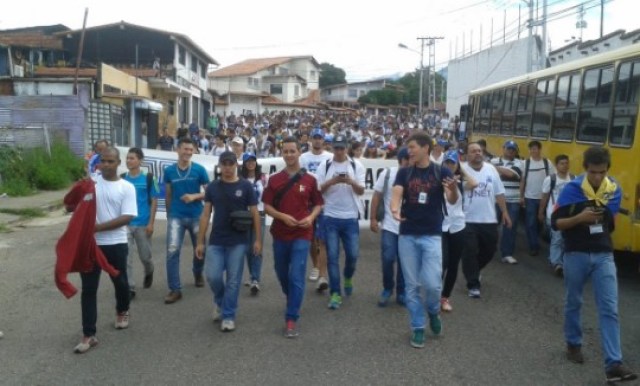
left=464, top=43, right=640, bottom=254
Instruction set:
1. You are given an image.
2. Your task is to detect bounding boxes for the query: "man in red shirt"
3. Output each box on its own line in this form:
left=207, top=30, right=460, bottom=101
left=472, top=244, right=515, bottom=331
left=263, top=136, right=324, bottom=338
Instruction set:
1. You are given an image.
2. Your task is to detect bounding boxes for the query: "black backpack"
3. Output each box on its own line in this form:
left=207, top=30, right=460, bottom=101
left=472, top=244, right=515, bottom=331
left=121, top=172, right=155, bottom=206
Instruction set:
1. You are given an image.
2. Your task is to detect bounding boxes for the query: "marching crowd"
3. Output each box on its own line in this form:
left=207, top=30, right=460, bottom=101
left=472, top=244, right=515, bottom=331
left=60, top=108, right=636, bottom=383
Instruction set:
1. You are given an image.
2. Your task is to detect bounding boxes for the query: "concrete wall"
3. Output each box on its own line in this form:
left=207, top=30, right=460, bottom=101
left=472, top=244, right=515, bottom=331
left=101, top=63, right=152, bottom=97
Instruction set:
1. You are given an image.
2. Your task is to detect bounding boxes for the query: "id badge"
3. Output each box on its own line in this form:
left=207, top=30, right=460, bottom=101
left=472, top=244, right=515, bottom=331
left=418, top=192, right=428, bottom=204
left=589, top=224, right=604, bottom=234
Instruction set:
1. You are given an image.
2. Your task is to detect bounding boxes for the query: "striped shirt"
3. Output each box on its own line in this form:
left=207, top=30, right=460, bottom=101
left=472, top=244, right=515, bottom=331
left=490, top=157, right=523, bottom=203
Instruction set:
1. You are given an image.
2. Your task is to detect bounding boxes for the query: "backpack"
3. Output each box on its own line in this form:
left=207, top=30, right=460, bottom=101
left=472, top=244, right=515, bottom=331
left=324, top=158, right=356, bottom=175
left=522, top=157, right=550, bottom=192
left=376, top=168, right=391, bottom=221
left=121, top=172, right=155, bottom=206
left=549, top=173, right=576, bottom=205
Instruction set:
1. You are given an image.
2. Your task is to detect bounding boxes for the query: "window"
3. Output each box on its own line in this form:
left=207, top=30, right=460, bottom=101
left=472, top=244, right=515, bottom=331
left=515, top=83, right=534, bottom=136
left=610, top=60, right=640, bottom=146
left=270, top=84, right=283, bottom=94
left=178, top=46, right=185, bottom=66
left=191, top=55, right=198, bottom=72
left=577, top=65, right=614, bottom=144
left=168, top=100, right=175, bottom=116
left=247, top=77, right=260, bottom=89
left=551, top=72, right=580, bottom=140
left=359, top=90, right=366, bottom=97
left=310, top=70, right=317, bottom=79
left=501, top=87, right=516, bottom=135
left=490, top=90, right=504, bottom=134
left=294, top=85, right=300, bottom=97
left=531, top=78, right=554, bottom=138
left=200, top=63, right=206, bottom=78
left=279, top=67, right=288, bottom=75
left=475, top=93, right=491, bottom=134
left=348, top=89, right=358, bottom=98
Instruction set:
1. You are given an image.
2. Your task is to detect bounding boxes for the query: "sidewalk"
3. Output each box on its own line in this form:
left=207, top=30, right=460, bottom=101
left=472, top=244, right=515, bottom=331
left=0, top=189, right=67, bottom=225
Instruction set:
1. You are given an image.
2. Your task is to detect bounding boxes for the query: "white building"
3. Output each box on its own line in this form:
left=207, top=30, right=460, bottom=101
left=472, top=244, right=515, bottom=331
left=548, top=29, right=640, bottom=67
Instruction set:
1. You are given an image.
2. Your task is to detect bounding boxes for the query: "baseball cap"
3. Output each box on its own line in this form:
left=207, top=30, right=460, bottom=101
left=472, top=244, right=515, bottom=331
left=333, top=135, right=348, bottom=148
left=375, top=135, right=385, bottom=142
left=366, top=140, right=376, bottom=148
left=437, top=139, right=449, bottom=147
left=218, top=151, right=237, bottom=164
left=397, top=147, right=410, bottom=160
left=324, top=134, right=334, bottom=143
left=443, top=150, right=459, bottom=164
left=242, top=152, right=257, bottom=162
left=311, top=128, right=324, bottom=138
left=503, top=140, right=519, bottom=150
left=231, top=136, right=244, bottom=145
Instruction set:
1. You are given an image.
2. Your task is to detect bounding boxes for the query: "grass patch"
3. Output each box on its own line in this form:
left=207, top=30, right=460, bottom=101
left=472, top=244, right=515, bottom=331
left=0, top=223, right=9, bottom=233
left=0, top=207, right=46, bottom=218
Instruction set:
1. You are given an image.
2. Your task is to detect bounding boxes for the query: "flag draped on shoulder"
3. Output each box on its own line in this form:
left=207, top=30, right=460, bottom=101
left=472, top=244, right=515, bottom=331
left=555, top=174, right=621, bottom=214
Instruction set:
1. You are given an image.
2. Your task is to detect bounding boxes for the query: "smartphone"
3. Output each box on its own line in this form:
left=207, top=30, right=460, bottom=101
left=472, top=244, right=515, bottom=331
left=592, top=207, right=605, bottom=213
left=338, top=172, right=347, bottom=177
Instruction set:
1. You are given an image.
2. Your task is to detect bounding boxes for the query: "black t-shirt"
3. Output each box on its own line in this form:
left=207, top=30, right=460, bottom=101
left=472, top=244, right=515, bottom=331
left=551, top=200, right=614, bottom=253
left=204, top=179, right=257, bottom=246
left=158, top=135, right=174, bottom=151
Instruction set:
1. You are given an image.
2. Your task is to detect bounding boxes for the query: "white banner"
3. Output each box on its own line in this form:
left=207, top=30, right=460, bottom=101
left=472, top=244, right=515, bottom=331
left=117, top=147, right=397, bottom=227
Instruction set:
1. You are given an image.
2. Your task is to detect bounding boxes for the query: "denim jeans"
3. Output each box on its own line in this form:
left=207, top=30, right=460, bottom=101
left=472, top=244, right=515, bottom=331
left=547, top=219, right=564, bottom=267
left=245, top=214, right=266, bottom=282
left=80, top=244, right=130, bottom=337
left=273, top=239, right=311, bottom=322
left=563, top=251, right=622, bottom=369
left=524, top=198, right=541, bottom=252
left=324, top=216, right=360, bottom=295
left=205, top=244, right=247, bottom=321
left=461, top=223, right=498, bottom=290
left=398, top=235, right=442, bottom=330
left=127, top=226, right=154, bottom=289
left=381, top=230, right=405, bottom=295
left=500, top=202, right=521, bottom=258
left=166, top=217, right=204, bottom=291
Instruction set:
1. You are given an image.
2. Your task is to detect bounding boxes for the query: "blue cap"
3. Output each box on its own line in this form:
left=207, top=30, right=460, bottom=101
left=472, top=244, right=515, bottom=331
left=397, top=147, right=410, bottom=160
left=242, top=152, right=257, bottom=162
left=504, top=140, right=519, bottom=150
left=443, top=150, right=459, bottom=164
left=311, top=128, right=324, bottom=138
left=366, top=140, right=376, bottom=148
left=437, top=139, right=449, bottom=147
left=324, top=134, right=334, bottom=142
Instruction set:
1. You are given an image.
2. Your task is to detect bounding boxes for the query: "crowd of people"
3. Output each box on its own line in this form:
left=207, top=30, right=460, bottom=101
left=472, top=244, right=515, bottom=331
left=62, top=108, right=636, bottom=383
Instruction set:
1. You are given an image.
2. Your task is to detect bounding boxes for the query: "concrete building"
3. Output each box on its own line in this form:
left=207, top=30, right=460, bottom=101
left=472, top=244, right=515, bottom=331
left=548, top=29, right=640, bottom=67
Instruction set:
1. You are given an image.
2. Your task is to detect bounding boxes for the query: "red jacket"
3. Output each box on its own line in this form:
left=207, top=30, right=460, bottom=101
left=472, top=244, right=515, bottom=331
left=55, top=179, right=119, bottom=298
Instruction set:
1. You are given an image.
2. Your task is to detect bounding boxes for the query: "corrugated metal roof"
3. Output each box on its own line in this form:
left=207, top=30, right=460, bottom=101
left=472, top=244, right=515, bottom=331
left=210, top=56, right=318, bottom=78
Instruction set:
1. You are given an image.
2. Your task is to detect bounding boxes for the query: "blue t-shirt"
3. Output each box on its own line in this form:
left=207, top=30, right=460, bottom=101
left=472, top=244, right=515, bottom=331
left=123, top=172, right=162, bottom=227
left=164, top=162, right=210, bottom=218
left=394, top=164, right=453, bottom=236
left=204, top=179, right=257, bottom=246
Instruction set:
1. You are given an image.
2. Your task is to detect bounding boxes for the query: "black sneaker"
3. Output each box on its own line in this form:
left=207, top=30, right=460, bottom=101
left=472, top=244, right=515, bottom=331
left=606, top=364, right=637, bottom=383
left=194, top=274, right=205, bottom=288
left=129, top=290, right=136, bottom=301
left=553, top=265, right=564, bottom=278
left=566, top=345, right=584, bottom=364
left=143, top=272, right=153, bottom=288
left=529, top=249, right=539, bottom=256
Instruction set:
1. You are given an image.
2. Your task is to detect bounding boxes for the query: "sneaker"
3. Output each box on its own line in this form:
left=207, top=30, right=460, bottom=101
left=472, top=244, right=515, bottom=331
left=143, top=272, right=153, bottom=288
left=250, top=280, right=260, bottom=296
left=164, top=290, right=182, bottom=304
left=328, top=293, right=342, bottom=310
left=308, top=267, right=320, bottom=281
left=501, top=255, right=518, bottom=264
left=440, top=297, right=453, bottom=312
left=396, top=294, right=406, bottom=306
left=284, top=320, right=299, bottom=338
left=212, top=305, right=221, bottom=323
left=316, top=277, right=329, bottom=293
left=566, top=345, right=584, bottom=364
left=73, top=336, right=98, bottom=354
left=129, top=290, right=136, bottom=300
left=244, top=280, right=251, bottom=287
left=344, top=277, right=353, bottom=296
left=606, top=364, right=638, bottom=383
left=468, top=288, right=481, bottom=298
left=429, top=313, right=442, bottom=335
left=554, top=264, right=564, bottom=278
left=529, top=249, right=539, bottom=257
left=115, top=311, right=130, bottom=329
left=221, top=319, right=235, bottom=332
left=194, top=273, right=205, bottom=288
left=378, top=289, right=392, bottom=307
left=410, top=328, right=425, bottom=348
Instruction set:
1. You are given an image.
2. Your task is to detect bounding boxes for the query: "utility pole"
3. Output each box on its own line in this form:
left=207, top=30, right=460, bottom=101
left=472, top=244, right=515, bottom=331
left=600, top=0, right=604, bottom=38
left=525, top=0, right=533, bottom=73
left=419, top=36, right=444, bottom=112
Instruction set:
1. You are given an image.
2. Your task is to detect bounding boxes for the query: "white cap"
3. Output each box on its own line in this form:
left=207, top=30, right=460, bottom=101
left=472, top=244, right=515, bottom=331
left=231, top=137, right=244, bottom=145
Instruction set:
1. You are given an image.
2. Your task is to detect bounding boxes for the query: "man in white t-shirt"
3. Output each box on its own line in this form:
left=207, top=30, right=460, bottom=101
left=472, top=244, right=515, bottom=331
left=460, top=143, right=512, bottom=299
left=74, top=147, right=137, bottom=353
left=539, top=154, right=573, bottom=276
left=370, top=147, right=410, bottom=307
left=299, top=128, right=333, bottom=290
left=519, top=140, right=555, bottom=256
left=316, top=134, right=366, bottom=310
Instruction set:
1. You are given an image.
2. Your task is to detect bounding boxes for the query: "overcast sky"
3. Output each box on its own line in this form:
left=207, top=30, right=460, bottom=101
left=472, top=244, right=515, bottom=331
left=2, top=0, right=637, bottom=81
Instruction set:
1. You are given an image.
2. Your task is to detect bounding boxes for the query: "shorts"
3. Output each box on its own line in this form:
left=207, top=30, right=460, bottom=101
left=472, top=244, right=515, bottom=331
left=314, top=213, right=326, bottom=241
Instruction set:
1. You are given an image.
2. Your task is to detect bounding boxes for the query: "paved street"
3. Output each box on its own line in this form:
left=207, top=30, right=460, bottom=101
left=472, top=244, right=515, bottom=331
left=1, top=212, right=640, bottom=385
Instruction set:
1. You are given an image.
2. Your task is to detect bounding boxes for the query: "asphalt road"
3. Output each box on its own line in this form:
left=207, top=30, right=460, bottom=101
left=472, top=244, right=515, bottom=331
left=1, top=213, right=640, bottom=386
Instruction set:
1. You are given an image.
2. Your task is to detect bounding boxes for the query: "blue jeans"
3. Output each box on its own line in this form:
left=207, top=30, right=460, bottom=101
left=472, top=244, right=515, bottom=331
left=398, top=235, right=442, bottom=330
left=524, top=198, right=541, bottom=252
left=381, top=230, right=405, bottom=295
left=547, top=219, right=564, bottom=267
left=273, top=239, right=311, bottom=322
left=246, top=214, right=266, bottom=282
left=166, top=217, right=204, bottom=291
left=564, top=251, right=622, bottom=369
left=205, top=244, right=247, bottom=321
left=324, top=216, right=360, bottom=295
left=500, top=202, right=521, bottom=258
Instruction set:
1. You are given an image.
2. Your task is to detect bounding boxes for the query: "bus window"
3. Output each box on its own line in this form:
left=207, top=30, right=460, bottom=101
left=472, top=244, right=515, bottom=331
left=515, top=83, right=534, bottom=137
left=532, top=79, right=554, bottom=139
left=490, top=90, right=504, bottom=135
left=476, top=93, right=491, bottom=134
left=551, top=72, right=580, bottom=141
left=501, top=87, right=516, bottom=135
left=610, top=60, right=640, bottom=147
left=577, top=65, right=614, bottom=144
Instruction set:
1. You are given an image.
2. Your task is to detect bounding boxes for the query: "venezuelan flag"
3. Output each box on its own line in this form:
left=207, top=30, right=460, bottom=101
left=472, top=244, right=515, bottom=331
left=555, top=174, right=621, bottom=214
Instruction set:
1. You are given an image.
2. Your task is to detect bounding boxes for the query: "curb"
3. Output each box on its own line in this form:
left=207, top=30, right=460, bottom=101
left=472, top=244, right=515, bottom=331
left=1, top=198, right=66, bottom=226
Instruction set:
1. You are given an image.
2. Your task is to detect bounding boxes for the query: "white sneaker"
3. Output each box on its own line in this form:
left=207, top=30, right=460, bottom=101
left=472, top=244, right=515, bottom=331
left=501, top=256, right=518, bottom=264
left=308, top=267, right=320, bottom=281
left=316, top=277, right=329, bottom=292
left=115, top=311, right=129, bottom=329
left=212, top=305, right=221, bottom=322
left=221, top=319, right=235, bottom=332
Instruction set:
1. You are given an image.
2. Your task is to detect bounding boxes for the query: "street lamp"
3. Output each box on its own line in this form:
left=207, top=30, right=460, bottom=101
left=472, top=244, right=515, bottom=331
left=398, top=43, right=424, bottom=118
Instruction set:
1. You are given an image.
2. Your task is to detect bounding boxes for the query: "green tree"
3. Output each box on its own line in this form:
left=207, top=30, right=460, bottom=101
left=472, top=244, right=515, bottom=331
left=358, top=89, right=401, bottom=106
left=319, top=62, right=346, bottom=88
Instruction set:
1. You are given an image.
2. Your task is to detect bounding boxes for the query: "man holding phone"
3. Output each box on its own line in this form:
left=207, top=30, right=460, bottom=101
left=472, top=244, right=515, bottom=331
left=552, top=147, right=636, bottom=383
